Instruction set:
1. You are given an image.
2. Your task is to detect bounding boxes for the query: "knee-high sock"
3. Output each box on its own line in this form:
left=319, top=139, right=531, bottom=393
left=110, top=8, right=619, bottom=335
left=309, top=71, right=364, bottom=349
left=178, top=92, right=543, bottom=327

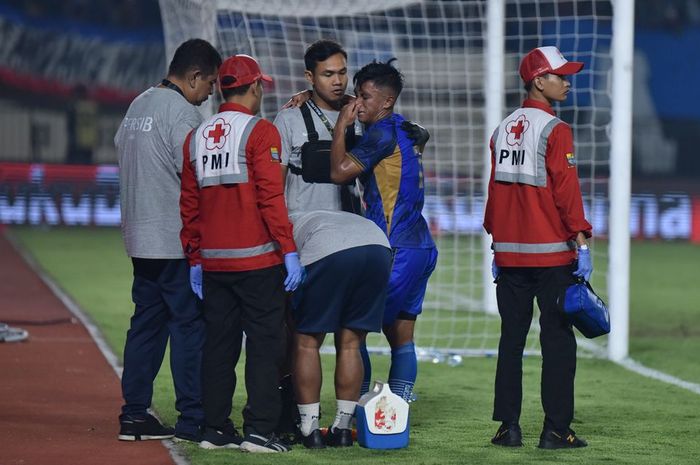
left=360, top=343, right=371, bottom=396
left=388, top=342, right=417, bottom=402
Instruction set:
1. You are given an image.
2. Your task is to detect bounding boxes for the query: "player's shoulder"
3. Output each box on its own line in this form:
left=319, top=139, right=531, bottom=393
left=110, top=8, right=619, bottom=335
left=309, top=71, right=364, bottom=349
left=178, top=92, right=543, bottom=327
left=365, top=118, right=398, bottom=146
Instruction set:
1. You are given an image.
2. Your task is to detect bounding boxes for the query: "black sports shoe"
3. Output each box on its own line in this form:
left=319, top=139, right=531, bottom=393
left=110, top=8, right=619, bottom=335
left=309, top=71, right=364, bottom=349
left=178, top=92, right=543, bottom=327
left=538, top=428, right=588, bottom=449
left=491, top=422, right=523, bottom=447
left=301, top=429, right=326, bottom=449
left=325, top=426, right=353, bottom=447
left=240, top=432, right=291, bottom=453
left=118, top=413, right=175, bottom=441
left=200, top=425, right=243, bottom=449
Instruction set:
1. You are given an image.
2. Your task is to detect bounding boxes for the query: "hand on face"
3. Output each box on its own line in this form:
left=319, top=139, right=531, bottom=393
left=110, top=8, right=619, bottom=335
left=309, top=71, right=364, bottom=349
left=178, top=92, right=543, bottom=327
left=338, top=98, right=358, bottom=127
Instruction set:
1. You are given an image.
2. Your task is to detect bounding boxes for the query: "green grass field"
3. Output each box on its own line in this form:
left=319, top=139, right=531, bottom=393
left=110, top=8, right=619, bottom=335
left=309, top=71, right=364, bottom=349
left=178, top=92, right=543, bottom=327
left=9, top=227, right=700, bottom=465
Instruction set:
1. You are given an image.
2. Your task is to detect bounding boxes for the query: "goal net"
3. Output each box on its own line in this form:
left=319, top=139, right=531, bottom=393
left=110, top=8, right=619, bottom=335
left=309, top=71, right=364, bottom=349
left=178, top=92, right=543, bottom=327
left=159, top=0, right=614, bottom=357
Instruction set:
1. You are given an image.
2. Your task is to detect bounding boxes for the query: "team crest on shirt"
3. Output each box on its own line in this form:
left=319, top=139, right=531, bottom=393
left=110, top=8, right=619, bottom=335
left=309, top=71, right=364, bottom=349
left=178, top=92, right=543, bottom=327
left=270, top=147, right=280, bottom=161
left=505, top=114, right=530, bottom=146
left=566, top=152, right=576, bottom=167
left=203, top=118, right=232, bottom=150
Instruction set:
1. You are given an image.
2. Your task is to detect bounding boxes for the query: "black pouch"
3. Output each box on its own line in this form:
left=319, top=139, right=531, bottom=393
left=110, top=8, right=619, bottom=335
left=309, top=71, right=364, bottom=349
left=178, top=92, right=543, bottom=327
left=300, top=140, right=332, bottom=183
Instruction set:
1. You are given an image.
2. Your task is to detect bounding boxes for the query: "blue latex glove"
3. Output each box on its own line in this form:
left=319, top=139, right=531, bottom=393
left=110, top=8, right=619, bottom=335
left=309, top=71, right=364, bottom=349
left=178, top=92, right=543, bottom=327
left=573, top=247, right=593, bottom=282
left=491, top=258, right=500, bottom=281
left=284, top=252, right=304, bottom=292
left=189, top=264, right=203, bottom=299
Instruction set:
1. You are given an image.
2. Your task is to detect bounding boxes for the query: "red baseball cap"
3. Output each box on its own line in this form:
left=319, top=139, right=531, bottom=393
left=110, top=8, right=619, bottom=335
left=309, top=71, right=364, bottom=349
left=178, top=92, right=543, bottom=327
left=219, top=54, right=273, bottom=89
left=519, top=46, right=584, bottom=83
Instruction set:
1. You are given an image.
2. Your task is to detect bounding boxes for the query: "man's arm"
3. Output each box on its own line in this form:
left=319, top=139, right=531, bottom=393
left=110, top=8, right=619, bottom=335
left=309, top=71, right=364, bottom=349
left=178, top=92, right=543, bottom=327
left=272, top=112, right=291, bottom=185
left=330, top=100, right=363, bottom=184
left=179, top=130, right=201, bottom=265
left=547, top=123, right=592, bottom=239
left=249, top=121, right=297, bottom=254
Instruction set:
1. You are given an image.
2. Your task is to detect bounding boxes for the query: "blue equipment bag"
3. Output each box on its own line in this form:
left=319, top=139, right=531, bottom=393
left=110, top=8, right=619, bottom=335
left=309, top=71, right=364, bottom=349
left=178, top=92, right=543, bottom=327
left=560, top=279, right=610, bottom=338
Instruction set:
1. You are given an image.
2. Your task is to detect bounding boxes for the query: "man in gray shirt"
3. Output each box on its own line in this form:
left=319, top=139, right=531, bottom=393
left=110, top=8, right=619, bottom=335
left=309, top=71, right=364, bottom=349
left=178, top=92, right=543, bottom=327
left=273, top=40, right=361, bottom=215
left=288, top=210, right=391, bottom=448
left=114, top=38, right=221, bottom=443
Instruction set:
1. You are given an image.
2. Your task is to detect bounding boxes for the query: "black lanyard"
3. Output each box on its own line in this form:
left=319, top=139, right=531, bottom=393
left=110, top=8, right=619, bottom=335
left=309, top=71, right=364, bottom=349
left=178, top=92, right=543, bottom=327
left=161, top=79, right=184, bottom=97
left=306, top=98, right=335, bottom=135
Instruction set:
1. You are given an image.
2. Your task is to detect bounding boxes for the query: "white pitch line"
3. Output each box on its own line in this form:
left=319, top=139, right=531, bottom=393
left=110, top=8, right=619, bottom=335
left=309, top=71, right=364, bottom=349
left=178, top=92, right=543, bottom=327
left=615, top=357, right=700, bottom=395
left=6, top=232, right=191, bottom=465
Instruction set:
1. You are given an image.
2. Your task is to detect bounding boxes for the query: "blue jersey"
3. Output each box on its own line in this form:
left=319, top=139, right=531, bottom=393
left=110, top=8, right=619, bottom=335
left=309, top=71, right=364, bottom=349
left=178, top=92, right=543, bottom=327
left=348, top=113, right=434, bottom=249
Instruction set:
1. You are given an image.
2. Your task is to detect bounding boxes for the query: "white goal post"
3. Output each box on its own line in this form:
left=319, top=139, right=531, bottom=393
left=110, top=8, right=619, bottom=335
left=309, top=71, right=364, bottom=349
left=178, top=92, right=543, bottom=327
left=158, top=0, right=632, bottom=360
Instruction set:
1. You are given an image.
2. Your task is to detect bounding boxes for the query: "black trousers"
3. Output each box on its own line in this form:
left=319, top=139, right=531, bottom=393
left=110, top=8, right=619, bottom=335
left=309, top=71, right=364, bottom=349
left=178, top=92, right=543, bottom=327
left=201, top=265, right=286, bottom=436
left=493, top=264, right=578, bottom=432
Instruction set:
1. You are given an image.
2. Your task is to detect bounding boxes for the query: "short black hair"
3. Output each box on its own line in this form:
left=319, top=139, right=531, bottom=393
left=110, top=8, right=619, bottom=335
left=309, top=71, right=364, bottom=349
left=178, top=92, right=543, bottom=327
left=221, top=82, right=253, bottom=100
left=353, top=59, right=404, bottom=98
left=168, top=38, right=222, bottom=78
left=304, top=39, right=347, bottom=72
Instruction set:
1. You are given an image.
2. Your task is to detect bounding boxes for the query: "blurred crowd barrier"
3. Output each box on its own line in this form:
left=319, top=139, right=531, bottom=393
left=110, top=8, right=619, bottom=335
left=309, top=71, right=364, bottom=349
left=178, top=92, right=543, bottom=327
left=1, top=162, right=698, bottom=243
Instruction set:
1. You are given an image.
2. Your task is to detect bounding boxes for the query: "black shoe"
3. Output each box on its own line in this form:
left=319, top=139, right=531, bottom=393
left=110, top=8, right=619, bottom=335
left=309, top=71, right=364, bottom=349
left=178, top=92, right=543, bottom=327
left=118, top=413, right=175, bottom=441
left=538, top=428, right=588, bottom=449
left=240, top=432, right=291, bottom=453
left=200, top=425, right=243, bottom=449
left=325, top=426, right=353, bottom=447
left=301, top=429, right=326, bottom=449
left=491, top=422, right=523, bottom=447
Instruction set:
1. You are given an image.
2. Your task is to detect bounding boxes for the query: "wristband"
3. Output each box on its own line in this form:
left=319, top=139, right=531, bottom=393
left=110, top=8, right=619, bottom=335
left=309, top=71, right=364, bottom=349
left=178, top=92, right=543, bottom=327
left=578, top=244, right=589, bottom=250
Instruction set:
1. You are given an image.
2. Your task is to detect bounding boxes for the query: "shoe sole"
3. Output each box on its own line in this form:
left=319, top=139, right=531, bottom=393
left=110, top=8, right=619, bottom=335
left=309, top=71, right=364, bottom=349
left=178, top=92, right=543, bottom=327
left=199, top=440, right=240, bottom=449
left=173, top=436, right=201, bottom=444
left=118, top=434, right=174, bottom=441
left=240, top=441, right=289, bottom=453
left=492, top=440, right=523, bottom=447
left=0, top=328, right=29, bottom=343
left=538, top=442, right=587, bottom=449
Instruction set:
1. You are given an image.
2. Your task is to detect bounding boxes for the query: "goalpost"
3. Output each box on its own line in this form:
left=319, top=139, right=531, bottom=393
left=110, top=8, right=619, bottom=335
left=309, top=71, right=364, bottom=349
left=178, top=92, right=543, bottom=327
left=158, top=0, right=632, bottom=360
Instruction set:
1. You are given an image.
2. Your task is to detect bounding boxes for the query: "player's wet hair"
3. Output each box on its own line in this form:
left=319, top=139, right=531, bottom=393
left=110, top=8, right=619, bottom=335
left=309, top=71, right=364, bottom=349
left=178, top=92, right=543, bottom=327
left=304, top=39, right=348, bottom=72
left=168, top=38, right=222, bottom=78
left=353, top=59, right=404, bottom=98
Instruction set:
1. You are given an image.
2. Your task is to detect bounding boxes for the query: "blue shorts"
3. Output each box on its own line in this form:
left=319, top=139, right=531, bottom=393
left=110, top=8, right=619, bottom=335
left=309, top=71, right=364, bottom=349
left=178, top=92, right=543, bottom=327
left=292, top=245, right=392, bottom=334
left=384, top=246, right=438, bottom=326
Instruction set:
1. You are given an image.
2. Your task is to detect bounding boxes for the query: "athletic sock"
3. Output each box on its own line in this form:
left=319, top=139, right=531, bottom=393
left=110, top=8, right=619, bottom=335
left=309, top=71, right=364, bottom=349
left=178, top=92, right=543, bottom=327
left=360, top=343, right=371, bottom=396
left=331, top=399, right=357, bottom=431
left=297, top=402, right=320, bottom=436
left=388, top=341, right=417, bottom=402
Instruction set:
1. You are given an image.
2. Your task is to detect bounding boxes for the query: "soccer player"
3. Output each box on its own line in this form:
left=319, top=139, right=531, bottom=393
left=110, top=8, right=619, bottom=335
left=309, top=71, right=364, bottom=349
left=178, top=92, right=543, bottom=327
left=114, top=38, right=221, bottom=443
left=484, top=46, right=592, bottom=449
left=329, top=60, right=438, bottom=403
left=180, top=54, right=303, bottom=453
left=289, top=210, right=392, bottom=448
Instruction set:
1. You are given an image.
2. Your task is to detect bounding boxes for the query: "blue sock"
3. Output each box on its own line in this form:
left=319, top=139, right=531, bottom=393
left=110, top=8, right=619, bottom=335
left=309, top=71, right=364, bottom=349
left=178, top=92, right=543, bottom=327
left=388, top=342, right=417, bottom=402
left=360, top=343, right=371, bottom=396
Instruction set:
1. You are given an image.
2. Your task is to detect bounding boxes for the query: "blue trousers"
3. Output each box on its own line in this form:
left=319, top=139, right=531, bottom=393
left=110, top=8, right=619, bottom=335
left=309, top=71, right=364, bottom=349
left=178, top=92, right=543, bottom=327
left=120, top=258, right=204, bottom=436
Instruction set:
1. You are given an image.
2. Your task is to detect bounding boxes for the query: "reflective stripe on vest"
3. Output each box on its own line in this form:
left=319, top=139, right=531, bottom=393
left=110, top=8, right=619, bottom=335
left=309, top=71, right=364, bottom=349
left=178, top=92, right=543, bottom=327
left=493, top=241, right=574, bottom=254
left=201, top=241, right=280, bottom=259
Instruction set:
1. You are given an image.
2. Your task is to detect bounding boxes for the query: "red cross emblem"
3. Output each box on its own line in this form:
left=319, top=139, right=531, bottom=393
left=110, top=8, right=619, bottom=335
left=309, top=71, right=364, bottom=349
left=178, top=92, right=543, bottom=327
left=203, top=118, right=231, bottom=150
left=208, top=124, right=226, bottom=144
left=505, top=115, right=530, bottom=146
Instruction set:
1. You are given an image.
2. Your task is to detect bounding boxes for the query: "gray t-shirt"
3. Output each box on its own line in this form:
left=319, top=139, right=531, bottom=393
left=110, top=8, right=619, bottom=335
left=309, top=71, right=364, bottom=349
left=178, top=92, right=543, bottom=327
left=273, top=104, right=361, bottom=215
left=115, top=87, right=203, bottom=258
left=290, top=210, right=390, bottom=266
